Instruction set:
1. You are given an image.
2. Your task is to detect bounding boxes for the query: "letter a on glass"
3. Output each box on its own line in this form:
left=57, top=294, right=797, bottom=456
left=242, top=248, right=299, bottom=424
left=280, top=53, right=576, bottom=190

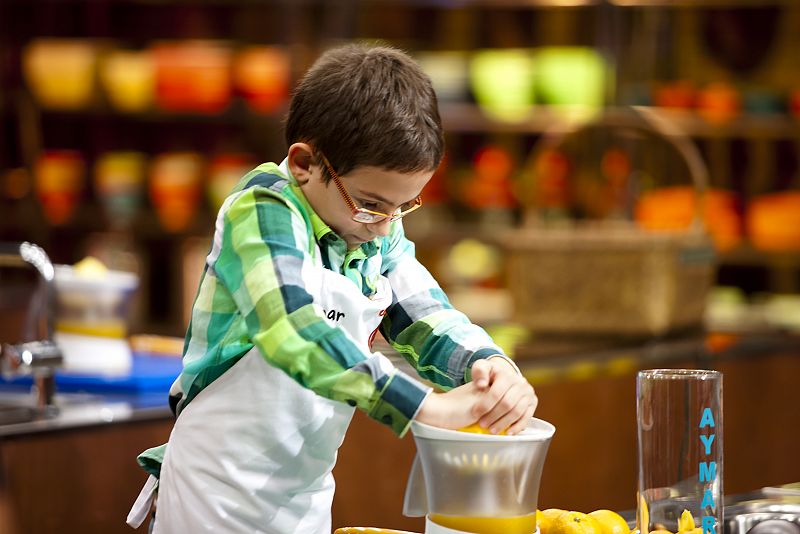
left=700, top=408, right=715, bottom=428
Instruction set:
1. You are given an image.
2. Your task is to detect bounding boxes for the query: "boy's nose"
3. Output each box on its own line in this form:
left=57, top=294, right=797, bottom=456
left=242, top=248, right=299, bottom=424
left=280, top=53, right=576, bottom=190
left=369, top=218, right=392, bottom=237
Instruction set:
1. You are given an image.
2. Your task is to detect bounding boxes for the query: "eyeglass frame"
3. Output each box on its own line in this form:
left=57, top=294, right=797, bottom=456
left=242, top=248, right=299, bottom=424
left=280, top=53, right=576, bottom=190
left=319, top=153, right=422, bottom=224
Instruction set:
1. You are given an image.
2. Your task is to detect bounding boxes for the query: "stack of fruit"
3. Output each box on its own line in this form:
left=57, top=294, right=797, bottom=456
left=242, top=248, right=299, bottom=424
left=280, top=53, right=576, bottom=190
left=538, top=508, right=630, bottom=534
left=538, top=507, right=699, bottom=534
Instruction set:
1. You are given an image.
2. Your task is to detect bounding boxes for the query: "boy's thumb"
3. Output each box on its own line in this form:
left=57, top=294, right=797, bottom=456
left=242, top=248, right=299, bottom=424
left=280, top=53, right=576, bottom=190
left=471, top=360, right=490, bottom=388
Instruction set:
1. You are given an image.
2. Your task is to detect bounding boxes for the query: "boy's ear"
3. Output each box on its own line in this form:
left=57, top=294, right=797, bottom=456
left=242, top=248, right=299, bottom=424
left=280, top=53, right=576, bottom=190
left=287, top=143, right=315, bottom=185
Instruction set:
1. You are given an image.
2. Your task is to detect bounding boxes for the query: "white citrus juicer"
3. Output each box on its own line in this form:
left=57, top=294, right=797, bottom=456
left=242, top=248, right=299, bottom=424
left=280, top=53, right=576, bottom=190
left=403, top=418, right=556, bottom=534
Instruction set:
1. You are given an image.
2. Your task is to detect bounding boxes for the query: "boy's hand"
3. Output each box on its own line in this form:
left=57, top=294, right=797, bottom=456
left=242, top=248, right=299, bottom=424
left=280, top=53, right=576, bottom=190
left=470, top=357, right=538, bottom=435
left=415, top=381, right=487, bottom=430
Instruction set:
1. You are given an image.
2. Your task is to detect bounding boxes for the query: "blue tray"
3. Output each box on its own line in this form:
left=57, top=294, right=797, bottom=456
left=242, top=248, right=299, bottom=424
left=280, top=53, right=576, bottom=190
left=0, top=353, right=183, bottom=395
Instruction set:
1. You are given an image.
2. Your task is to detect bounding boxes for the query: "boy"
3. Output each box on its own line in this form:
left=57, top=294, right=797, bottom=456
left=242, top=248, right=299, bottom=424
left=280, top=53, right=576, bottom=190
left=128, top=43, right=537, bottom=533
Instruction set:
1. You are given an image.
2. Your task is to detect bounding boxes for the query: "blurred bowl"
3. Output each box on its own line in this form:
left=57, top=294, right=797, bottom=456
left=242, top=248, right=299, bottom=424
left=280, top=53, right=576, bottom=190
left=54, top=261, right=139, bottom=339
left=149, top=151, right=205, bottom=232
left=34, top=150, right=86, bottom=225
left=747, top=192, right=800, bottom=251
left=535, top=46, right=607, bottom=114
left=207, top=152, right=255, bottom=213
left=23, top=39, right=99, bottom=110
left=94, top=151, right=147, bottom=227
left=233, top=46, right=290, bottom=113
left=635, top=186, right=742, bottom=251
left=416, top=50, right=470, bottom=103
left=152, top=40, right=232, bottom=113
left=469, top=48, right=536, bottom=122
left=100, top=49, right=155, bottom=112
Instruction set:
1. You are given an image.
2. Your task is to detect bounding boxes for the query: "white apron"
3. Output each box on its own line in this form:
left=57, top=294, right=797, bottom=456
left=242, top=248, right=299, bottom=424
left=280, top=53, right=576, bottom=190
left=129, top=254, right=394, bottom=533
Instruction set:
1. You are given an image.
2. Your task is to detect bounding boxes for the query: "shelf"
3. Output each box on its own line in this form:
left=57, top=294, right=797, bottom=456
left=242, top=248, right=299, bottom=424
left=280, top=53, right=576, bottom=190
left=363, top=0, right=600, bottom=6
left=719, top=244, right=800, bottom=269
left=25, top=100, right=800, bottom=140
left=641, top=108, right=800, bottom=140
left=440, top=103, right=800, bottom=138
left=609, top=0, right=794, bottom=7
left=440, top=103, right=601, bottom=134
left=2, top=0, right=600, bottom=5
left=35, top=101, right=288, bottom=127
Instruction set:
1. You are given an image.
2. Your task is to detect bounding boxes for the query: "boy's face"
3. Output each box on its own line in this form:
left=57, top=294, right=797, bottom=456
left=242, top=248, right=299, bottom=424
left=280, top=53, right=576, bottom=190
left=299, top=159, right=432, bottom=249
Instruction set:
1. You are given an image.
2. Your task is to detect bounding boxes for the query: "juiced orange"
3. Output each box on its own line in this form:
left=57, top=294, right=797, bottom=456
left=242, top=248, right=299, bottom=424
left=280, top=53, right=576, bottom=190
left=430, top=512, right=536, bottom=534
left=458, top=423, right=507, bottom=435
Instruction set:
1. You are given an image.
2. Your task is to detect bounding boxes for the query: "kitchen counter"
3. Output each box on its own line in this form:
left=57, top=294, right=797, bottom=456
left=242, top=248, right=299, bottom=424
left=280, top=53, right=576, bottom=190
left=0, top=390, right=172, bottom=438
left=0, top=352, right=179, bottom=438
left=0, top=354, right=178, bottom=532
left=511, top=328, right=800, bottom=384
left=4, top=328, right=795, bottom=439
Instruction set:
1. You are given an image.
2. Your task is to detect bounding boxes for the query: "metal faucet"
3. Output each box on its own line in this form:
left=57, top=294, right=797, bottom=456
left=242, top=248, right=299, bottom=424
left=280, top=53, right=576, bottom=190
left=0, top=242, right=63, bottom=414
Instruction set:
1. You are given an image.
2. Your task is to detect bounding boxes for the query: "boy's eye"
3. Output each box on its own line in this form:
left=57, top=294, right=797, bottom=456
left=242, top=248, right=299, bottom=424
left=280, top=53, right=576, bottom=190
left=359, top=200, right=382, bottom=211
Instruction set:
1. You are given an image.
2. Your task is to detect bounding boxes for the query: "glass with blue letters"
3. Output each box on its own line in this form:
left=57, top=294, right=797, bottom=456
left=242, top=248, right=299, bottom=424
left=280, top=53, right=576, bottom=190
left=636, top=369, right=723, bottom=534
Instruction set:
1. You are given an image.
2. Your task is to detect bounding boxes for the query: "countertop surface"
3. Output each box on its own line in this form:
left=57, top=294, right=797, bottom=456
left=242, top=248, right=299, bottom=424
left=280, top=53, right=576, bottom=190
left=2, top=329, right=798, bottom=439
left=0, top=352, right=179, bottom=438
left=0, top=389, right=173, bottom=438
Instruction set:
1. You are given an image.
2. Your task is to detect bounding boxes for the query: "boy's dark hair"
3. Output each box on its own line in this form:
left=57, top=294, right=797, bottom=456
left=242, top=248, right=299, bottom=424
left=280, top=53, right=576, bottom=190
left=285, top=43, right=444, bottom=178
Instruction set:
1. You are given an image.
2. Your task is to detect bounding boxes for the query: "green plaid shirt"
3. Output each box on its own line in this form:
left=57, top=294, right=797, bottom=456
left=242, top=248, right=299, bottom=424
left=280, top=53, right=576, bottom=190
left=139, top=160, right=505, bottom=476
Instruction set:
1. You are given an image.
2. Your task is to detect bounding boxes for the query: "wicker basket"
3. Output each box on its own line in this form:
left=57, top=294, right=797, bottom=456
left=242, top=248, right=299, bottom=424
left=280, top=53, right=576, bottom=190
left=504, top=107, right=716, bottom=336
left=504, top=226, right=715, bottom=336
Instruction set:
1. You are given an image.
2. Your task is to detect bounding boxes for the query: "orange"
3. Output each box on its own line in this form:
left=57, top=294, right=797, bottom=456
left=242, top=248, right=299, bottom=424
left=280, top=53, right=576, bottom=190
left=552, top=511, right=604, bottom=534
left=589, top=509, right=631, bottom=534
left=458, top=423, right=507, bottom=435
left=539, top=508, right=568, bottom=534
left=429, top=512, right=536, bottom=534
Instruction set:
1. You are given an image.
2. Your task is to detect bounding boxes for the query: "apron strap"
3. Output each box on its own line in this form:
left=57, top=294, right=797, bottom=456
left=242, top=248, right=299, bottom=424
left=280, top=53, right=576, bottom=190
left=126, top=474, right=158, bottom=528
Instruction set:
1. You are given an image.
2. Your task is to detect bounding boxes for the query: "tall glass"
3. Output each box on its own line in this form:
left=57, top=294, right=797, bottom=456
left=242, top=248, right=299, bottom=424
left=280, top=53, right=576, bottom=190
left=636, top=369, right=723, bottom=534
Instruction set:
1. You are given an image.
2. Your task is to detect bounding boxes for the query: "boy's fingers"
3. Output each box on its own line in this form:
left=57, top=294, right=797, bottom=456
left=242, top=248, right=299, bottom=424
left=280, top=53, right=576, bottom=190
left=479, top=381, right=524, bottom=429
left=485, top=394, right=527, bottom=434
left=506, top=404, right=536, bottom=435
left=480, top=377, right=538, bottom=431
left=471, top=373, right=514, bottom=419
left=470, top=360, right=491, bottom=389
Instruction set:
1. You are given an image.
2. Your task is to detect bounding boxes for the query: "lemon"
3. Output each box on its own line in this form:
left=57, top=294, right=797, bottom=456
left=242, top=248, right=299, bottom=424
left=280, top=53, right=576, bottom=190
left=677, top=510, right=695, bottom=533
left=637, top=494, right=649, bottom=534
left=539, top=508, right=568, bottom=534
left=552, top=511, right=604, bottom=534
left=589, top=509, right=630, bottom=534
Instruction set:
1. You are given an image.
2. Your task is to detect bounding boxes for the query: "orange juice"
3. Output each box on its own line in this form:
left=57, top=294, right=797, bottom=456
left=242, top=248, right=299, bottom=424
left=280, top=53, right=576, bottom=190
left=429, top=512, right=536, bottom=534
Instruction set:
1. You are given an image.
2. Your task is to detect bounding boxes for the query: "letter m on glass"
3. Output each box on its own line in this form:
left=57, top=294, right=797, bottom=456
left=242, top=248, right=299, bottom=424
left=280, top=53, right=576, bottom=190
left=699, top=461, right=717, bottom=482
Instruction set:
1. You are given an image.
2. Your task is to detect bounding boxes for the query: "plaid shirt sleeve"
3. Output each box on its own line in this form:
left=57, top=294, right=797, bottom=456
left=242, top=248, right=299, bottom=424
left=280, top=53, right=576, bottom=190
left=379, top=222, right=508, bottom=390
left=210, top=180, right=430, bottom=436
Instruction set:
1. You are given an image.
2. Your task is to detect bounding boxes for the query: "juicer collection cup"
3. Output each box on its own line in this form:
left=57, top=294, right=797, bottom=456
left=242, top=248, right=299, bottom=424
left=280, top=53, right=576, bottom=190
left=404, top=418, right=555, bottom=533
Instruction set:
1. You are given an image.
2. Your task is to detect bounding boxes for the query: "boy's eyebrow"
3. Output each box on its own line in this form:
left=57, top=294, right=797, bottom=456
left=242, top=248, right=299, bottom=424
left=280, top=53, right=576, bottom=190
left=358, top=191, right=392, bottom=204
left=356, top=189, right=417, bottom=206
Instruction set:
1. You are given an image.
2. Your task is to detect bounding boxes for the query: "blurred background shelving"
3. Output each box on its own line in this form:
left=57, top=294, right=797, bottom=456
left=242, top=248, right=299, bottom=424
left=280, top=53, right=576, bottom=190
left=2, top=3, right=800, bottom=533
left=2, top=0, right=800, bottom=336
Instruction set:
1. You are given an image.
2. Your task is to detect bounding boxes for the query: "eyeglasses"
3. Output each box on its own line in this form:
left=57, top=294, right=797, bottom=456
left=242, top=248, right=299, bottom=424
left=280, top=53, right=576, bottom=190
left=319, top=153, right=422, bottom=224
